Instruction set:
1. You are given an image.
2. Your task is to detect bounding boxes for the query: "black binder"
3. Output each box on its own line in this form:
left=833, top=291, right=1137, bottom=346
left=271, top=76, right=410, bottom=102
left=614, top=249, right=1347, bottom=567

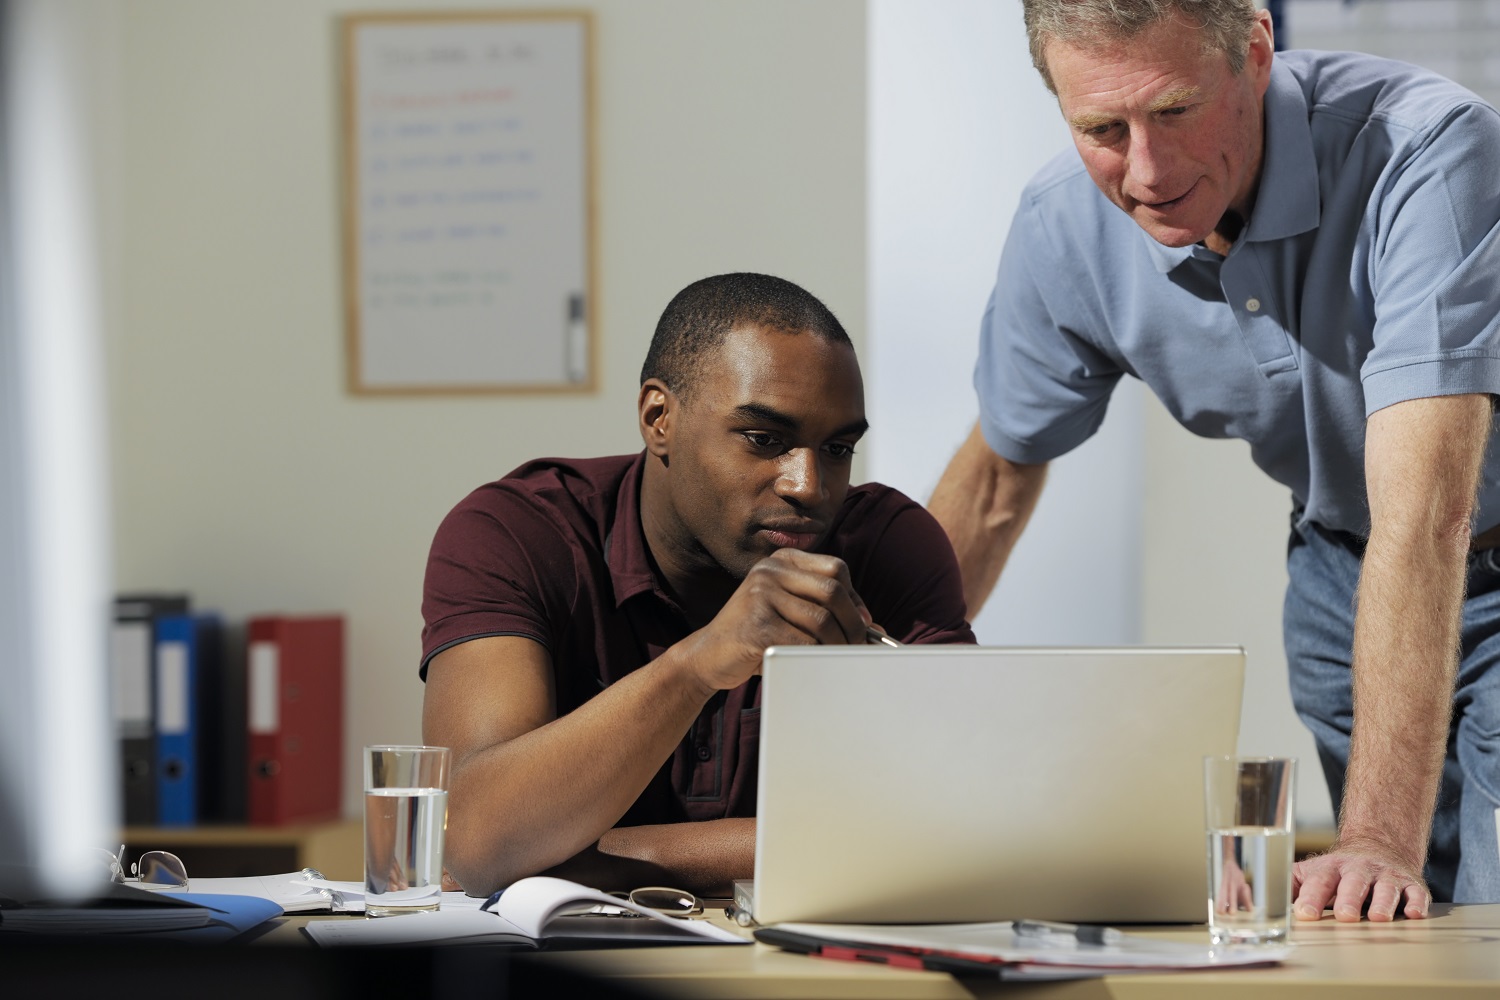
left=111, top=593, right=189, bottom=826
left=199, top=619, right=246, bottom=824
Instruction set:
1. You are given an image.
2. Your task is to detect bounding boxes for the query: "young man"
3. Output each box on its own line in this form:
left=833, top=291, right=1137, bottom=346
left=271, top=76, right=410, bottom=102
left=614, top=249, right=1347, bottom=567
left=423, top=273, right=973, bottom=897
left=931, top=0, right=1500, bottom=921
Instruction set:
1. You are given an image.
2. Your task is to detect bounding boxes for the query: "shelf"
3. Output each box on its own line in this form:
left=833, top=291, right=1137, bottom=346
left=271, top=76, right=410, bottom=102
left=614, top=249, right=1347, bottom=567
left=121, top=818, right=362, bottom=881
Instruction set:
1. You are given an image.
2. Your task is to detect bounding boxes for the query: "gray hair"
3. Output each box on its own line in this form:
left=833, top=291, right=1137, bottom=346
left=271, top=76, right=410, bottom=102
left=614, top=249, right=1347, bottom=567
left=1023, top=0, right=1261, bottom=93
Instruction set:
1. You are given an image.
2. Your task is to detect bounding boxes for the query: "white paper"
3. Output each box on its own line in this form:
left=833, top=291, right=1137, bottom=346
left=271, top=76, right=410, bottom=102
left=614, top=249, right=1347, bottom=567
left=772, top=921, right=1291, bottom=970
left=491, top=876, right=744, bottom=943
left=305, top=908, right=530, bottom=946
left=137, top=872, right=335, bottom=913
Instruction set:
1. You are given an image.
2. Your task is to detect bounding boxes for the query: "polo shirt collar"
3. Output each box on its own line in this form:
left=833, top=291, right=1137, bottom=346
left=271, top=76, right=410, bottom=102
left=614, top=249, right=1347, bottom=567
left=1142, top=58, right=1321, bottom=274
left=1244, top=60, right=1321, bottom=242
left=605, top=451, right=669, bottom=609
left=1143, top=235, right=1209, bottom=274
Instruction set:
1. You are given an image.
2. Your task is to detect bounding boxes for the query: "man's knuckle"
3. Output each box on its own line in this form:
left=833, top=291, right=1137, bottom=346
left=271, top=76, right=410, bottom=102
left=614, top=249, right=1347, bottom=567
left=745, top=599, right=770, bottom=623
left=744, top=566, right=782, bottom=598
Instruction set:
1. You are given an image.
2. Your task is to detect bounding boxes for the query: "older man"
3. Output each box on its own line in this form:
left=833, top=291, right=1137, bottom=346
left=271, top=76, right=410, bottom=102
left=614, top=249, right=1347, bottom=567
left=423, top=273, right=973, bottom=898
left=932, top=0, right=1500, bottom=921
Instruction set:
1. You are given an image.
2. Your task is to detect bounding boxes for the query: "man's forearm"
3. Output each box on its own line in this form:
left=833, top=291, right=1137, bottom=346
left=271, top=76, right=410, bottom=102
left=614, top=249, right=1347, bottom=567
left=444, top=646, right=714, bottom=895
left=1290, top=395, right=1490, bottom=922
left=1340, top=394, right=1492, bottom=864
left=928, top=422, right=1047, bottom=613
left=545, top=818, right=756, bottom=898
left=1339, top=529, right=1466, bottom=863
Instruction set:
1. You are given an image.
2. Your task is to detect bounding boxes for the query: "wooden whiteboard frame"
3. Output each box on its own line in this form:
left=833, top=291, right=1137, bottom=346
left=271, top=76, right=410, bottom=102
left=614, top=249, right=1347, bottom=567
left=340, top=10, right=597, bottom=395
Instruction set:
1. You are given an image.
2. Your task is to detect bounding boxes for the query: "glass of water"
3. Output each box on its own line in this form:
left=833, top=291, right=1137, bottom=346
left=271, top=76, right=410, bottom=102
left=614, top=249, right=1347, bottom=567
left=364, top=745, right=450, bottom=917
left=1203, top=756, right=1295, bottom=946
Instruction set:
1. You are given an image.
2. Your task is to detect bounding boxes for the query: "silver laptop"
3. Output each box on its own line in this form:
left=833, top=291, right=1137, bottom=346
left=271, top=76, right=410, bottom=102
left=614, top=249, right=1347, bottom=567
left=751, top=646, right=1244, bottom=925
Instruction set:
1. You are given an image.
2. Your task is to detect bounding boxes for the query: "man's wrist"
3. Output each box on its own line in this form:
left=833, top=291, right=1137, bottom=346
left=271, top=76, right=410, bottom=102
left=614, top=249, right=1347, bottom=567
left=1332, top=821, right=1428, bottom=870
left=650, top=639, right=721, bottom=705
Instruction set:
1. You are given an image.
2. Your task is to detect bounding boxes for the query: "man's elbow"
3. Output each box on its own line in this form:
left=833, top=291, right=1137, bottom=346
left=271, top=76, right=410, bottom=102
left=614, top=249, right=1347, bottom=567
left=441, top=819, right=507, bottom=897
left=441, top=811, right=575, bottom=897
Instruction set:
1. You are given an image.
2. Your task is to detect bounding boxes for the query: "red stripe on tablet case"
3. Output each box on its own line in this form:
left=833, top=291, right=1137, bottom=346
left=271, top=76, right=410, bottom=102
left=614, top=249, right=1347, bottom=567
left=822, top=945, right=926, bottom=970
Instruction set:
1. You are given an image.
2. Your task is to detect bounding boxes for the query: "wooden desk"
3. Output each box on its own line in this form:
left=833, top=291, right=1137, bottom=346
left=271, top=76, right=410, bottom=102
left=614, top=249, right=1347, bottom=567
left=268, top=903, right=1500, bottom=997
left=527, top=903, right=1500, bottom=999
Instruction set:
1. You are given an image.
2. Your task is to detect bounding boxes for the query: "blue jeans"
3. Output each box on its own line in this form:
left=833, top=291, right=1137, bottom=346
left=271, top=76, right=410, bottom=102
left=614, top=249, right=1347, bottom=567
left=1285, top=517, right=1500, bottom=903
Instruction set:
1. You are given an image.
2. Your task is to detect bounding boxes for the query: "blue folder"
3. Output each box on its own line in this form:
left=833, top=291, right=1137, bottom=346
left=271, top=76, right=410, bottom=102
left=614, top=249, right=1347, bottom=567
left=159, top=893, right=284, bottom=943
left=0, top=880, right=282, bottom=942
left=153, top=613, right=220, bottom=826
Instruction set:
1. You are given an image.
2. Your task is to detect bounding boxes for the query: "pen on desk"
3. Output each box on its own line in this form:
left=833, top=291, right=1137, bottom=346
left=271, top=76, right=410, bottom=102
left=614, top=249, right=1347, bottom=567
left=865, top=625, right=902, bottom=648
left=723, top=903, right=755, bottom=928
left=1011, top=919, right=1123, bottom=946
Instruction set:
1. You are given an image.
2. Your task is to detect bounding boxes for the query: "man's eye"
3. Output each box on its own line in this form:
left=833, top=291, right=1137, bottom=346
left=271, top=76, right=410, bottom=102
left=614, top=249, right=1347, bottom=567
left=1162, top=106, right=1189, bottom=117
left=825, top=442, right=857, bottom=460
left=743, top=432, right=780, bottom=450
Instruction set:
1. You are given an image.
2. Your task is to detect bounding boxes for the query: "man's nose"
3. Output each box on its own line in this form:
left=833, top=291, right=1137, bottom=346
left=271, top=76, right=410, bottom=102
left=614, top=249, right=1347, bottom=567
left=775, top=449, right=826, bottom=508
left=1125, top=124, right=1172, bottom=191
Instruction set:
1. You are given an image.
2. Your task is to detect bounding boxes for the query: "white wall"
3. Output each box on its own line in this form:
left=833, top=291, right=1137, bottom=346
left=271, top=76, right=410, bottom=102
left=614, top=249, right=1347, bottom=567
left=106, top=0, right=866, bottom=817
left=1286, top=0, right=1500, bottom=108
left=1140, top=400, right=1331, bottom=824
left=868, top=1, right=1331, bottom=825
left=867, top=0, right=1145, bottom=647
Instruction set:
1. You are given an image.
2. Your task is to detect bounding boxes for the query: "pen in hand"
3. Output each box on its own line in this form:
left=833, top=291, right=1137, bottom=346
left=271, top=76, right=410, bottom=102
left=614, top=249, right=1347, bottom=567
left=865, top=625, right=901, bottom=648
left=1012, top=919, right=1124, bottom=946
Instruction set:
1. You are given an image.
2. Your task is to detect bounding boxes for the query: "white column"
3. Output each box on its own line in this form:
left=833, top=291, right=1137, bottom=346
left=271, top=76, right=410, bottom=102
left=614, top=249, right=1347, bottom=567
left=0, top=0, right=118, bottom=895
left=867, top=0, right=1144, bottom=645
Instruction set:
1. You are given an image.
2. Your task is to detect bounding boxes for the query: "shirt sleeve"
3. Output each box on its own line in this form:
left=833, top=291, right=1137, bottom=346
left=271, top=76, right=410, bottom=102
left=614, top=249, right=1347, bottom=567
left=839, top=488, right=976, bottom=645
left=419, top=483, right=576, bottom=679
left=974, top=194, right=1126, bottom=464
left=1362, top=100, right=1500, bottom=413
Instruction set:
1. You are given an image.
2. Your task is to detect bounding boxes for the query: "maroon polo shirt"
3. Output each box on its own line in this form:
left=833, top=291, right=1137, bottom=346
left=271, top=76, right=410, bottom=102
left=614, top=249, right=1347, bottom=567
left=421, top=452, right=974, bottom=827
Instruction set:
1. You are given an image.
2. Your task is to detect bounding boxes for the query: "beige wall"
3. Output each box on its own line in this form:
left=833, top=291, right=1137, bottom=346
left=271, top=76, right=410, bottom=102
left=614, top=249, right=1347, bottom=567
left=104, top=0, right=866, bottom=816
left=98, top=0, right=1341, bottom=832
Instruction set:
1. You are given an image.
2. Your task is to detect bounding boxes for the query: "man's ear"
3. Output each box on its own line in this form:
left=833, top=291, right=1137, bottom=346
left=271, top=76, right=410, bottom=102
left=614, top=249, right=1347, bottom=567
left=1247, top=7, right=1276, bottom=95
left=639, top=378, right=675, bottom=458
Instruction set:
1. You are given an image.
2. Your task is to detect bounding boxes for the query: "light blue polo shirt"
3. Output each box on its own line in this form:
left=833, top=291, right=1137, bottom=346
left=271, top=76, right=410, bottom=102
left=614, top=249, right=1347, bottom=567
left=976, top=50, right=1500, bottom=536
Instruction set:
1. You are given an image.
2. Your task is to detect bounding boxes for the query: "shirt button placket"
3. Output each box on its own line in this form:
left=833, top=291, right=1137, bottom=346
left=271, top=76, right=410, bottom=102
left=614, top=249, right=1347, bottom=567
left=1221, top=252, right=1296, bottom=374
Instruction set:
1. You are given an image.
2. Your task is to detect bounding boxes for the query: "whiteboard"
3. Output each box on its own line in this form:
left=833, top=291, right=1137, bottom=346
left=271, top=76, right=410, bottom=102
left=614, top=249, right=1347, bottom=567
left=342, top=12, right=594, bottom=393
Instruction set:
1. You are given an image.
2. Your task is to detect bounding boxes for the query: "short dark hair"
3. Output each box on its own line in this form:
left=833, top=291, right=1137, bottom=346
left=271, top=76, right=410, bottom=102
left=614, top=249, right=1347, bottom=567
left=640, top=273, right=851, bottom=398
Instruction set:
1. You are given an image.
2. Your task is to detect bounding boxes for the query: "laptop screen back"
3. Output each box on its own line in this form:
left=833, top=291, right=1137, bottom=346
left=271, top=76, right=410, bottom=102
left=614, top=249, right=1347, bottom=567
left=752, top=646, right=1244, bottom=925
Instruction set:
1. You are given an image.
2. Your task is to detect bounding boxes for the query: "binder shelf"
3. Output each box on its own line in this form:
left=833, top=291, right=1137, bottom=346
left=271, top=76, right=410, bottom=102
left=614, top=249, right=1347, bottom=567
left=120, top=818, right=361, bottom=881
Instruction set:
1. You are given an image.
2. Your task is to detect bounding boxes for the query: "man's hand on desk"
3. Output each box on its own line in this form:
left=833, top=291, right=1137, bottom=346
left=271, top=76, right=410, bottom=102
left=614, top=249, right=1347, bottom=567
left=1292, top=839, right=1431, bottom=922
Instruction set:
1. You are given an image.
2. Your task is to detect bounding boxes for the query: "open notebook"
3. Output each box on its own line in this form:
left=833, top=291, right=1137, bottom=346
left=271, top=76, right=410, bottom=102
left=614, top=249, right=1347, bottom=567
left=303, top=876, right=747, bottom=947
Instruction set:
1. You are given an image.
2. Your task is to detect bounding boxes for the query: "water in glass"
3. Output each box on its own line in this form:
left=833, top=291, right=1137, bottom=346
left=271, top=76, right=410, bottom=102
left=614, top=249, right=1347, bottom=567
left=1207, top=825, right=1292, bottom=945
left=364, top=787, right=447, bottom=916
